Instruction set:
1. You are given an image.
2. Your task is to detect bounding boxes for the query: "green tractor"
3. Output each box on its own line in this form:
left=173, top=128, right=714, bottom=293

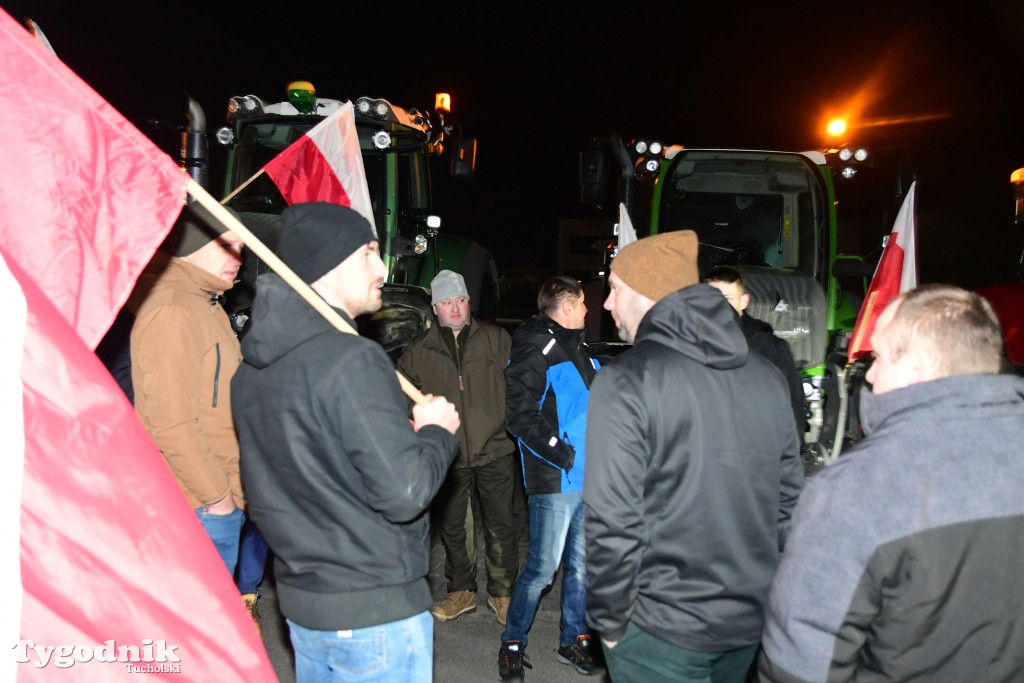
left=579, top=135, right=904, bottom=468
left=177, top=82, right=497, bottom=360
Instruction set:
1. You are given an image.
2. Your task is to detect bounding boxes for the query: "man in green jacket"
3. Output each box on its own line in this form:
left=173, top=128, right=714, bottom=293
left=398, top=270, right=520, bottom=625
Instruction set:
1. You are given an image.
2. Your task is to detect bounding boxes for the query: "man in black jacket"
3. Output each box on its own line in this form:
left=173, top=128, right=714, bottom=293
left=231, top=202, right=460, bottom=682
left=705, top=265, right=805, bottom=441
left=584, top=231, right=804, bottom=683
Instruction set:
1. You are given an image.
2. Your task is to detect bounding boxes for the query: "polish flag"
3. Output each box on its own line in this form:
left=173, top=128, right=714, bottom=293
left=0, top=10, right=275, bottom=680
left=263, top=101, right=376, bottom=228
left=848, top=181, right=919, bottom=362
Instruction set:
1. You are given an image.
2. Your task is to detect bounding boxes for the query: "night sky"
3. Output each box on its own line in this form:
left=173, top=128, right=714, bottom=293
left=6, top=1, right=1024, bottom=288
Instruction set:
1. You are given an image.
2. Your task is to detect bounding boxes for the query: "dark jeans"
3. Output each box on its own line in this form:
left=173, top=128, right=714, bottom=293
left=436, top=453, right=519, bottom=597
left=604, top=621, right=758, bottom=683
left=235, top=516, right=269, bottom=595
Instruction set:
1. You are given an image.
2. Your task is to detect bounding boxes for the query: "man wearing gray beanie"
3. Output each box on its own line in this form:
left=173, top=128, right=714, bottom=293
left=397, top=270, right=520, bottom=626
left=231, top=201, right=461, bottom=682
left=583, top=231, right=804, bottom=682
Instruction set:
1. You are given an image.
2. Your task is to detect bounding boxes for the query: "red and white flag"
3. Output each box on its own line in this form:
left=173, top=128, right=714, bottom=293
left=263, top=101, right=376, bottom=228
left=0, top=10, right=276, bottom=680
left=848, top=181, right=918, bottom=362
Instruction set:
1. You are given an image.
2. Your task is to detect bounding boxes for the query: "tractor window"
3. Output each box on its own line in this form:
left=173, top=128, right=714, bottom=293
left=658, top=152, right=822, bottom=279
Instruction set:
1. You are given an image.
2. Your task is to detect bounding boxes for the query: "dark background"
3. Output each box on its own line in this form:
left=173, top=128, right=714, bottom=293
left=6, top=1, right=1024, bottom=288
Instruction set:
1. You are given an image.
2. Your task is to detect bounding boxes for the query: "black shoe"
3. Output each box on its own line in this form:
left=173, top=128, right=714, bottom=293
left=498, top=640, right=532, bottom=680
left=556, top=635, right=597, bottom=675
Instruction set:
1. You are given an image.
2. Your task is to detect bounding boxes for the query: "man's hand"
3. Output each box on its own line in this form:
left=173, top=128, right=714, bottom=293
left=413, top=394, right=461, bottom=435
left=204, top=494, right=237, bottom=515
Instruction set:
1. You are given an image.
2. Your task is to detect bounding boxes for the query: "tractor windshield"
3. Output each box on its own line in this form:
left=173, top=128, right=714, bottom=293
left=653, top=150, right=827, bottom=280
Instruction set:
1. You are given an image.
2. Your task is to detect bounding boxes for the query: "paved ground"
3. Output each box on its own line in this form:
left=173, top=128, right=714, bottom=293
left=255, top=480, right=608, bottom=682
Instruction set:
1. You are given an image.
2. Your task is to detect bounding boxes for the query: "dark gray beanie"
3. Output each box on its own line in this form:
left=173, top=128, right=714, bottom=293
left=277, top=202, right=378, bottom=284
left=164, top=203, right=237, bottom=257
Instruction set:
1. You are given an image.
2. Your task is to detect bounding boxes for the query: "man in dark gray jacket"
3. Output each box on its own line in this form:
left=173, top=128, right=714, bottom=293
left=759, top=284, right=1024, bottom=682
left=232, top=202, right=460, bottom=682
left=584, top=231, right=804, bottom=683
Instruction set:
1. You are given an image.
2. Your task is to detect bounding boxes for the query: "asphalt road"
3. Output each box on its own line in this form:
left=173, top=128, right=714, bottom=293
left=255, top=487, right=609, bottom=683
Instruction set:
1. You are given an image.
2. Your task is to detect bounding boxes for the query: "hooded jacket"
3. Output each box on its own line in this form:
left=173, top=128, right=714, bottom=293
left=129, top=252, right=243, bottom=510
left=506, top=313, right=600, bottom=495
left=231, top=274, right=457, bottom=630
left=583, top=284, right=804, bottom=648
left=397, top=317, right=514, bottom=469
left=759, top=373, right=1024, bottom=682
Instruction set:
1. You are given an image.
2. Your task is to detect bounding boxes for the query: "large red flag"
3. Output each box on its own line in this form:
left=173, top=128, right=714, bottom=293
left=262, top=100, right=376, bottom=227
left=847, top=181, right=919, bottom=362
left=0, top=9, right=188, bottom=351
left=0, top=9, right=276, bottom=681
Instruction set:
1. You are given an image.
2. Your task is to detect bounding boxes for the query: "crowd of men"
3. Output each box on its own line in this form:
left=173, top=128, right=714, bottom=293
left=112, top=201, right=1024, bottom=683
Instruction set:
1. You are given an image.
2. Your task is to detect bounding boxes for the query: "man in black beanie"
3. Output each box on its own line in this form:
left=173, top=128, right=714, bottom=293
left=583, top=231, right=804, bottom=683
left=231, top=201, right=461, bottom=682
left=128, top=202, right=246, bottom=579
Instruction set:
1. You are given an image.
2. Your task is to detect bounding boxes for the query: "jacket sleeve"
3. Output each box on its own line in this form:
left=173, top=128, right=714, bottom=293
left=759, top=476, right=874, bottom=682
left=131, top=303, right=231, bottom=506
left=505, top=334, right=575, bottom=470
left=581, top=366, right=646, bottom=641
left=324, top=344, right=457, bottom=523
left=776, top=419, right=805, bottom=551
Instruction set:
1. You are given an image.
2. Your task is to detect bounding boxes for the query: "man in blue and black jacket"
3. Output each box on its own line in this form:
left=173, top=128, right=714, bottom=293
left=498, top=275, right=601, bottom=680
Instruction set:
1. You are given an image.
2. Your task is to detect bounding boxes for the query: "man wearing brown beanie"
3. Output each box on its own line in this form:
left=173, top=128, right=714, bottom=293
left=231, top=201, right=461, bottom=682
left=582, top=231, right=804, bottom=682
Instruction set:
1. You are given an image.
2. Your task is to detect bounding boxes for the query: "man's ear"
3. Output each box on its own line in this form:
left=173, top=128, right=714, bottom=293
left=739, top=293, right=750, bottom=313
left=908, top=346, right=942, bottom=384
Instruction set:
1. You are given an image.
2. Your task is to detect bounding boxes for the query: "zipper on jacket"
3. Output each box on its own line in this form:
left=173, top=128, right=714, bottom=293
left=212, top=343, right=221, bottom=407
left=456, top=337, right=464, bottom=391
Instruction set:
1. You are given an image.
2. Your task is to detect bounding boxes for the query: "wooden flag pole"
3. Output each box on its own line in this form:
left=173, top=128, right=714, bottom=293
left=185, top=178, right=427, bottom=405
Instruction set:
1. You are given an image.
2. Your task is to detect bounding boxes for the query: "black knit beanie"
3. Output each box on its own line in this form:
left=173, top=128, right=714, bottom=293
left=277, top=202, right=378, bottom=284
left=164, top=203, right=237, bottom=257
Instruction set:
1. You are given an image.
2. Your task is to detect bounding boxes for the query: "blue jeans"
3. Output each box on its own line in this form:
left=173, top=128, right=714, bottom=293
left=288, top=611, right=433, bottom=683
left=195, top=506, right=244, bottom=576
left=235, top=517, right=269, bottom=595
left=502, top=491, right=586, bottom=648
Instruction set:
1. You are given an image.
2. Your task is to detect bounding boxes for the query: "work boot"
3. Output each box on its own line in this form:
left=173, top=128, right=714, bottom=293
left=241, top=593, right=261, bottom=637
left=430, top=589, right=476, bottom=621
left=487, top=595, right=511, bottom=626
left=556, top=634, right=597, bottom=675
left=498, top=640, right=531, bottom=680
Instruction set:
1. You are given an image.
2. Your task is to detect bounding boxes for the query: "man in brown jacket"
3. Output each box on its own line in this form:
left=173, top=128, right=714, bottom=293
left=129, top=203, right=245, bottom=575
left=398, top=270, right=520, bottom=625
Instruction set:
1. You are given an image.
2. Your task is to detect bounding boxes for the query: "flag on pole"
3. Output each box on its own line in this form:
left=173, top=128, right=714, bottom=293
left=847, top=181, right=919, bottom=362
left=615, top=202, right=638, bottom=250
left=0, top=10, right=276, bottom=680
left=263, top=101, right=376, bottom=228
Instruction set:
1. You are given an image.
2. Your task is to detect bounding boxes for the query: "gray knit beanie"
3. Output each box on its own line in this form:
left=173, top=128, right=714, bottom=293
left=430, top=270, right=470, bottom=305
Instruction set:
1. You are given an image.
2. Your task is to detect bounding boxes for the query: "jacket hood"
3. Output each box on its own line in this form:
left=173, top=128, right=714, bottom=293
left=860, top=373, right=1024, bottom=436
left=128, top=252, right=233, bottom=314
left=635, top=284, right=748, bottom=370
left=240, top=273, right=350, bottom=369
left=512, top=313, right=585, bottom=348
